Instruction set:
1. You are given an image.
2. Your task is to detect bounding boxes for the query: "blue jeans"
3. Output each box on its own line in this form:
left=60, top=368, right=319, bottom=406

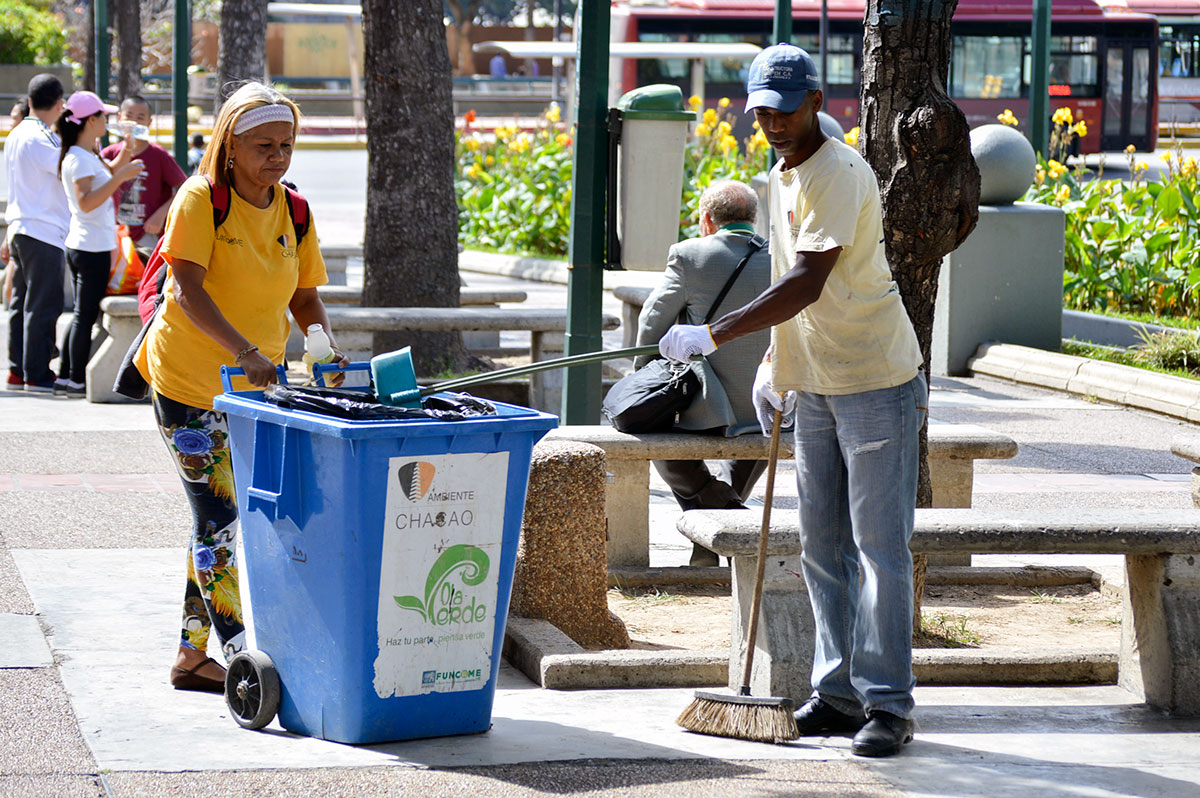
left=793, top=373, right=927, bottom=719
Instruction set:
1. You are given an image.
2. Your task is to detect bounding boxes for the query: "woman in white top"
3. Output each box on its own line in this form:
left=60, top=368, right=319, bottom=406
left=55, top=91, right=143, bottom=397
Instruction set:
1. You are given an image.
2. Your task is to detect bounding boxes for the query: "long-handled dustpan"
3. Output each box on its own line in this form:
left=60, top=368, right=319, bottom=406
left=369, top=344, right=664, bottom=408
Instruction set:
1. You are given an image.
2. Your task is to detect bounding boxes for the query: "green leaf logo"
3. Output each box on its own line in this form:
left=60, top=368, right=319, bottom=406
left=393, top=544, right=490, bottom=625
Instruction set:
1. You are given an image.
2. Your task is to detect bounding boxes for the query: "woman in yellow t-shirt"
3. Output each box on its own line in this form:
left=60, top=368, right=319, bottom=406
left=137, top=82, right=348, bottom=693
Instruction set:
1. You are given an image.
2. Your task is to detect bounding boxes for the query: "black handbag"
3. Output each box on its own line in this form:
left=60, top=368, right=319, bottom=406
left=113, top=263, right=170, bottom=401
left=602, top=234, right=766, bottom=433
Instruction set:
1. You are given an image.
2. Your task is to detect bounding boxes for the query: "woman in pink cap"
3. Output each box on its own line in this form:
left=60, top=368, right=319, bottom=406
left=54, top=90, right=144, bottom=397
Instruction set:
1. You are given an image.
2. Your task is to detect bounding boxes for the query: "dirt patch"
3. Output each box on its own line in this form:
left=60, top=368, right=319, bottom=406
left=606, top=582, right=1122, bottom=652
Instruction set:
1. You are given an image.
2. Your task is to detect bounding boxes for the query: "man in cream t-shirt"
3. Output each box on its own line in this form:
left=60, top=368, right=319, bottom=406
left=658, top=44, right=926, bottom=758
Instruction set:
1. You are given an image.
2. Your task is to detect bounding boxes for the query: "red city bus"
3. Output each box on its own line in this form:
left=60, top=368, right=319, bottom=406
left=611, top=0, right=1159, bottom=152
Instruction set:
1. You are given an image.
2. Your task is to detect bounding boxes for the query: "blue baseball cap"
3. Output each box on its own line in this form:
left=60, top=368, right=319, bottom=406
left=745, top=44, right=820, bottom=113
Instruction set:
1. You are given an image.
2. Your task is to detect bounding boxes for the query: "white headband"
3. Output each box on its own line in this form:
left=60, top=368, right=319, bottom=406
left=232, top=104, right=294, bottom=135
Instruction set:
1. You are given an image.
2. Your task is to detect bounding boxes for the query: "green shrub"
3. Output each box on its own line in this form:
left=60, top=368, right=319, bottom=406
left=0, top=1, right=66, bottom=65
left=1133, top=328, right=1200, bottom=374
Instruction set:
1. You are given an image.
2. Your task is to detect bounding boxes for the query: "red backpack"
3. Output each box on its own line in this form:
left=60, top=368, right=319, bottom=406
left=136, top=177, right=311, bottom=323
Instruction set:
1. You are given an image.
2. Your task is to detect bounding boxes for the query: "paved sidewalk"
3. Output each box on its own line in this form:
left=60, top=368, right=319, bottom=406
left=4, top=302, right=1200, bottom=796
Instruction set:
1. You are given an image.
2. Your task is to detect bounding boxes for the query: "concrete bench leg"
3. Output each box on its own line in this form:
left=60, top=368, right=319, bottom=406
left=1120, top=553, right=1200, bottom=715
left=926, top=458, right=973, bottom=567
left=730, top=554, right=814, bottom=704
left=605, top=459, right=650, bottom=569
left=86, top=311, right=144, bottom=404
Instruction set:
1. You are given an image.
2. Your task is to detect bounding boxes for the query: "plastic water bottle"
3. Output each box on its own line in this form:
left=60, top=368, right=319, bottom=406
left=106, top=122, right=151, bottom=141
left=304, top=324, right=334, bottom=365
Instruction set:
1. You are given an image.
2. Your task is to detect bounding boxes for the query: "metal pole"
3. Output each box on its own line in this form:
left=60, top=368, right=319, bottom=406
left=819, top=0, right=829, bottom=97
left=1030, top=0, right=1051, bottom=158
left=173, top=0, right=190, bottom=172
left=552, top=0, right=563, bottom=103
left=95, top=0, right=110, bottom=101
left=773, top=0, right=792, bottom=46
left=562, top=0, right=609, bottom=424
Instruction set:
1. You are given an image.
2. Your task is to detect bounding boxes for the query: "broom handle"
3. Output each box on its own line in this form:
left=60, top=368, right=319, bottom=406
left=421, top=344, right=663, bottom=396
left=740, top=407, right=783, bottom=695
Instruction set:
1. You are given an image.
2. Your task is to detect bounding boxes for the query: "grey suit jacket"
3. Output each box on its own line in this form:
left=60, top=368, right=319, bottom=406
left=633, top=230, right=771, bottom=436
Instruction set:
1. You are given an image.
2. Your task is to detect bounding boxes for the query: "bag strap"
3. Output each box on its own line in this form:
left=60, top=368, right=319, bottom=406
left=283, top=184, right=311, bottom=244
left=206, top=175, right=231, bottom=229
left=703, top=233, right=767, bottom=325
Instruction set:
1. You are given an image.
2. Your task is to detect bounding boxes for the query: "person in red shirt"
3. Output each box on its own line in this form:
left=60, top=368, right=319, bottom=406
left=100, top=95, right=187, bottom=255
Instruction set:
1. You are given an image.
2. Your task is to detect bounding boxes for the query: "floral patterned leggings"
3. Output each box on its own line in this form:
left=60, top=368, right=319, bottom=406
left=153, top=392, right=246, bottom=660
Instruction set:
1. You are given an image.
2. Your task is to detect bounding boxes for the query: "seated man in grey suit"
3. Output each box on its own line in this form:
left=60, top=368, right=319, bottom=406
left=633, top=179, right=772, bottom=567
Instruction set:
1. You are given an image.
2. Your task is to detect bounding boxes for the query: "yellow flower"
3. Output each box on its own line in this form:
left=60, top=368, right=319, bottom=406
left=507, top=132, right=532, bottom=153
left=1052, top=107, right=1073, bottom=126
left=463, top=165, right=479, bottom=179
left=844, top=126, right=860, bottom=148
left=494, top=125, right=514, bottom=142
left=688, top=95, right=703, bottom=111
left=702, top=108, right=718, bottom=126
left=544, top=102, right=561, bottom=123
left=1047, top=159, right=1066, bottom=179
left=1163, top=151, right=1173, bottom=163
left=555, top=132, right=571, bottom=148
left=484, top=155, right=495, bottom=167
left=716, top=120, right=732, bottom=137
left=1182, top=157, right=1197, bottom=178
left=695, top=123, right=712, bottom=138
left=463, top=136, right=481, bottom=152
left=1034, top=166, right=1046, bottom=186
left=1054, top=185, right=1070, bottom=203
left=751, top=120, right=760, bottom=130
left=718, top=97, right=730, bottom=109
left=1125, top=144, right=1137, bottom=154
left=996, top=109, right=1019, bottom=127
left=1134, top=162, right=1149, bottom=174
left=1072, top=121, right=1087, bottom=138
left=719, top=135, right=738, bottom=156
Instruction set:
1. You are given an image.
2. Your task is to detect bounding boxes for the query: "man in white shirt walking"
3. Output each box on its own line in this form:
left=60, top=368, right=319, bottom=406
left=5, top=73, right=69, bottom=392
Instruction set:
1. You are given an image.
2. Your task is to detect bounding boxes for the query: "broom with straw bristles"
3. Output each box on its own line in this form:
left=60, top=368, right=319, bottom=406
left=676, top=408, right=799, bottom=743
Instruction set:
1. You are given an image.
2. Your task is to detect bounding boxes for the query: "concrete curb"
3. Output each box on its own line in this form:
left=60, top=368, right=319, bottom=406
left=503, top=615, right=1119, bottom=691
left=969, top=341, right=1200, bottom=423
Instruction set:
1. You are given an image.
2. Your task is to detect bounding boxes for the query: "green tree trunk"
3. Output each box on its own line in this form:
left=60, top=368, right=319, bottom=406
left=859, top=0, right=981, bottom=629
left=361, top=0, right=469, bottom=376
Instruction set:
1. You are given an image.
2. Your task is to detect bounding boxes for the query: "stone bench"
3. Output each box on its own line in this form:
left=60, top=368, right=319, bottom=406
left=1169, top=437, right=1200, bottom=508
left=677, top=507, right=1200, bottom=716
left=612, top=285, right=652, bottom=348
left=89, top=289, right=537, bottom=404
left=543, top=422, right=1018, bottom=569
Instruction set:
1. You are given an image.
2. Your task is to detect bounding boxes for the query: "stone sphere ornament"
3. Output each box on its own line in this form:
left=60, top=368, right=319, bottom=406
left=817, top=111, right=844, bottom=140
left=970, top=124, right=1037, bottom=205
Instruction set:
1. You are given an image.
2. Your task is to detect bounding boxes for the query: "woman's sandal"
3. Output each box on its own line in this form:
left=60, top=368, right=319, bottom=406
left=170, top=656, right=227, bottom=693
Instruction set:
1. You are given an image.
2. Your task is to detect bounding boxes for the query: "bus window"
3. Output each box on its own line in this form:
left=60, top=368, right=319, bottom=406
left=697, top=33, right=760, bottom=84
left=952, top=36, right=1023, bottom=98
left=1131, top=47, right=1151, bottom=137
left=791, top=34, right=859, bottom=88
left=1104, top=48, right=1124, bottom=137
left=1048, top=54, right=1100, bottom=97
left=635, top=32, right=688, bottom=84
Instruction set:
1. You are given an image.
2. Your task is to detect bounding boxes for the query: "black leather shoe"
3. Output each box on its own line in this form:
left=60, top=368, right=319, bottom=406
left=851, top=710, right=914, bottom=757
left=793, top=697, right=866, bottom=736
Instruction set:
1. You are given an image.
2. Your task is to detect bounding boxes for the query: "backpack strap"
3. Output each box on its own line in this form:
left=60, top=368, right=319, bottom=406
left=205, top=175, right=232, bottom=230
left=282, top=184, right=311, bottom=245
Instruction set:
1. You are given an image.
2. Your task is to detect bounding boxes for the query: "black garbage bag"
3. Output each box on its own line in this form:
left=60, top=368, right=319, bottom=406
left=262, top=384, right=496, bottom=421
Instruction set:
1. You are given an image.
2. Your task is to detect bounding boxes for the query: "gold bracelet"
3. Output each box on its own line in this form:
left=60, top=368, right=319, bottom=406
left=234, top=344, right=258, bottom=363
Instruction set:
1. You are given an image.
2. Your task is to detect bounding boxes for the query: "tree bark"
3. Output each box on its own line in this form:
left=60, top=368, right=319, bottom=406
left=215, top=0, right=268, bottom=110
left=859, top=0, right=980, bottom=630
left=361, top=0, right=470, bottom=376
left=114, top=0, right=142, bottom=100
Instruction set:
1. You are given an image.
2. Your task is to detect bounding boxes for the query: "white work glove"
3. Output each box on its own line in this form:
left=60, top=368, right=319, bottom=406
left=753, top=361, right=796, bottom=436
left=658, top=324, right=717, bottom=363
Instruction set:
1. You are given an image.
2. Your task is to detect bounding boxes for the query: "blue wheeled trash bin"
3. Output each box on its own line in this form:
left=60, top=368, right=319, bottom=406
left=212, top=366, right=557, bottom=744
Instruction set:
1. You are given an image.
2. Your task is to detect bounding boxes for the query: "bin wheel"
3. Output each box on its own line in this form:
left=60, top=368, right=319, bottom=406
left=225, top=650, right=280, bottom=730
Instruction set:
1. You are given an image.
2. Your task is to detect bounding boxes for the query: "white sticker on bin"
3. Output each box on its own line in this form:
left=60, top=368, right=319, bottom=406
left=373, top=451, right=509, bottom=698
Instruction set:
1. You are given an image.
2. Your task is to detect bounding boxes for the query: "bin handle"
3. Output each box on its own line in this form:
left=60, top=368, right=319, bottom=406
left=221, top=364, right=289, bottom=393
left=245, top=420, right=303, bottom=526
left=312, top=361, right=371, bottom=387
